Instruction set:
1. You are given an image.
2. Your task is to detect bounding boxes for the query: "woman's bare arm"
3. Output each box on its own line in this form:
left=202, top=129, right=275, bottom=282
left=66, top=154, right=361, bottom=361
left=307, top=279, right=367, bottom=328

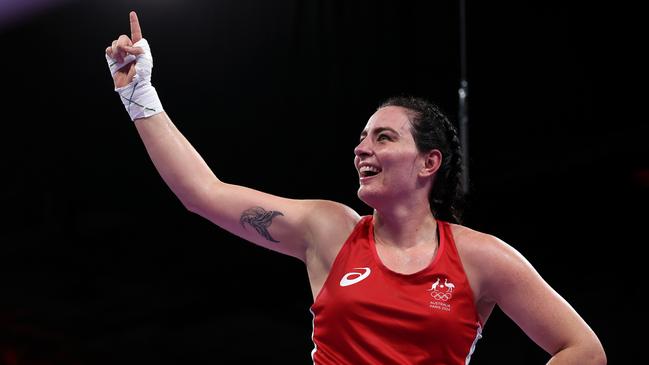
left=107, top=12, right=359, bottom=261
left=479, top=236, right=606, bottom=364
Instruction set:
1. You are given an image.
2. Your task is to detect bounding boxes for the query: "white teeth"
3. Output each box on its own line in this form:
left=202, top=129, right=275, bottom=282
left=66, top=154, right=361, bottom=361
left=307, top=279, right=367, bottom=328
left=360, top=166, right=380, bottom=173
left=360, top=166, right=378, bottom=173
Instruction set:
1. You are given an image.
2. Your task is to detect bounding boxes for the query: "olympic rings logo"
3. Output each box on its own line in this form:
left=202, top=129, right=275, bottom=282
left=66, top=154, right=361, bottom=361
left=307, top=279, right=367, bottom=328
left=430, top=291, right=452, bottom=301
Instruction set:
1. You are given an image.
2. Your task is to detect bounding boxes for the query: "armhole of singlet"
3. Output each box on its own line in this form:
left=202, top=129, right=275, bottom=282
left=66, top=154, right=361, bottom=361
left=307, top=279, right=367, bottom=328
left=440, top=221, right=484, bottom=328
left=311, top=216, right=371, bottom=304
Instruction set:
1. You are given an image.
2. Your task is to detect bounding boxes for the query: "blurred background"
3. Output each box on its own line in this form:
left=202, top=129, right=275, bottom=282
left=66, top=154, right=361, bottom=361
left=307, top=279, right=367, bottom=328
left=0, top=0, right=645, bottom=364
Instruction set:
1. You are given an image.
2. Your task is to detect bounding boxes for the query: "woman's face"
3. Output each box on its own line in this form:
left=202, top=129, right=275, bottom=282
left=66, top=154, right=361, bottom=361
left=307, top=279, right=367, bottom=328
left=354, top=106, right=431, bottom=208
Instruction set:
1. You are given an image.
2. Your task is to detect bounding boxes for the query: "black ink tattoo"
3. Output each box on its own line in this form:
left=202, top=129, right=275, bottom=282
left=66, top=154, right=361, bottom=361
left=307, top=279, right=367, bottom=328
left=239, top=207, right=284, bottom=243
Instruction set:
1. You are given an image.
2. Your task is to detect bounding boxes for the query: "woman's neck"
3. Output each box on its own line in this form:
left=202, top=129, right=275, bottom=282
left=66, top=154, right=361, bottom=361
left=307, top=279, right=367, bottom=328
left=372, top=204, right=437, bottom=250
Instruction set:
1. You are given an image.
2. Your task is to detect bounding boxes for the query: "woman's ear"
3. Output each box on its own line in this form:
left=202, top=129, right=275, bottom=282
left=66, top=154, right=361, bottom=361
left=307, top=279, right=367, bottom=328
left=420, top=149, right=442, bottom=178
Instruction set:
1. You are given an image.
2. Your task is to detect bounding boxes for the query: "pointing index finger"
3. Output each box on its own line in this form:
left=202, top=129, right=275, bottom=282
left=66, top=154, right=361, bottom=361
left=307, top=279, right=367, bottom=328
left=130, top=11, right=143, bottom=42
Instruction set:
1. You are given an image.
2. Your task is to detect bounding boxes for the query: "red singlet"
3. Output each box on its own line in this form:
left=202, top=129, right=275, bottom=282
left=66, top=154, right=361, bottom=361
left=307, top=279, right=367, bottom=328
left=310, top=216, right=483, bottom=364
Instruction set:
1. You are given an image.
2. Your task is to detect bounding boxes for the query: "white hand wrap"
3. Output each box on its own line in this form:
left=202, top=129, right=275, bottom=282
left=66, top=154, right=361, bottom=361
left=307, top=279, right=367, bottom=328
left=106, top=38, right=164, bottom=121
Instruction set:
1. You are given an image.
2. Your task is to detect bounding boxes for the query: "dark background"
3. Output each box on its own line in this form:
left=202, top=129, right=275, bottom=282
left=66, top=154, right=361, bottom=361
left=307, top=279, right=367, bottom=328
left=1, top=0, right=645, bottom=364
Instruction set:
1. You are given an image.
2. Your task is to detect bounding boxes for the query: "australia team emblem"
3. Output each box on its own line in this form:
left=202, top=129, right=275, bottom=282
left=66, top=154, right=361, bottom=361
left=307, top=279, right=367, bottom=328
left=427, top=277, right=455, bottom=311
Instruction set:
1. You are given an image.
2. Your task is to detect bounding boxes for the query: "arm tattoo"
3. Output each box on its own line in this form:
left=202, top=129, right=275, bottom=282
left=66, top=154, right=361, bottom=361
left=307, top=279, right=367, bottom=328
left=239, top=207, right=284, bottom=243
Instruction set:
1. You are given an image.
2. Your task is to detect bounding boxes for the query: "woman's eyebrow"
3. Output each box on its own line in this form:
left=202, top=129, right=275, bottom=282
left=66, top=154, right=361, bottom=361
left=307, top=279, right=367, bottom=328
left=374, top=127, right=399, bottom=135
left=360, top=127, right=400, bottom=139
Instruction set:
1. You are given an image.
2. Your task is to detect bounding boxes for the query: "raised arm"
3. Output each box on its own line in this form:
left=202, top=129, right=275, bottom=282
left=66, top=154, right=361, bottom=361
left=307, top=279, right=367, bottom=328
left=105, top=12, right=359, bottom=261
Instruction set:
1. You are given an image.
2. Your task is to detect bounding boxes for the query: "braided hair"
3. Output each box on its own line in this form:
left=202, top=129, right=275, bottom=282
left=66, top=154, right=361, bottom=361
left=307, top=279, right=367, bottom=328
left=379, top=96, right=465, bottom=223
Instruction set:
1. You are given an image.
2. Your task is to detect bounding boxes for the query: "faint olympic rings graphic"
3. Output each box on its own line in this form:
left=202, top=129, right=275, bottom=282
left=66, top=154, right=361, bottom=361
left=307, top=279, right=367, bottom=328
left=430, top=291, right=452, bottom=301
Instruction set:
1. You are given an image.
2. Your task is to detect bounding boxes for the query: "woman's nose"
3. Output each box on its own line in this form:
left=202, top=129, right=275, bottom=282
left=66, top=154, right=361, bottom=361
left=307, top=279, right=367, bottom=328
left=354, top=139, right=373, bottom=157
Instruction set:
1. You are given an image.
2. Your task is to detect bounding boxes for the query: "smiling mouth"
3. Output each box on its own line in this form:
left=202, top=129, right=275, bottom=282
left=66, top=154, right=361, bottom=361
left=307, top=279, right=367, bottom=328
left=360, top=171, right=380, bottom=178
left=359, top=165, right=382, bottom=178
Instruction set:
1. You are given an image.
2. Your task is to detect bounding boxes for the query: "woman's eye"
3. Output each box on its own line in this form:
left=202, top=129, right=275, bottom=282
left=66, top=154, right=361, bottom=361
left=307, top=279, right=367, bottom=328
left=378, top=134, right=390, bottom=141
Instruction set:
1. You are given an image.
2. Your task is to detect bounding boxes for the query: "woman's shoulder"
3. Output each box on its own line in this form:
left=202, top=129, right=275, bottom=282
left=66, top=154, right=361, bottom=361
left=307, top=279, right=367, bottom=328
left=448, top=222, right=518, bottom=261
left=308, top=199, right=362, bottom=226
left=305, top=199, right=363, bottom=246
left=448, top=222, right=536, bottom=299
left=302, top=200, right=364, bottom=279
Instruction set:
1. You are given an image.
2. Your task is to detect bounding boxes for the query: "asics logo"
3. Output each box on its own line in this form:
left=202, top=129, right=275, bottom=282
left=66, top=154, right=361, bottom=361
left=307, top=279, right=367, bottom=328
left=339, top=267, right=371, bottom=287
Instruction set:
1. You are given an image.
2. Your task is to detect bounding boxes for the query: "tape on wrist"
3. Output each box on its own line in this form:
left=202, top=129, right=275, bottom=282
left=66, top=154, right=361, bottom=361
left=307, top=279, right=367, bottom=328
left=106, top=38, right=164, bottom=121
left=115, top=80, right=163, bottom=121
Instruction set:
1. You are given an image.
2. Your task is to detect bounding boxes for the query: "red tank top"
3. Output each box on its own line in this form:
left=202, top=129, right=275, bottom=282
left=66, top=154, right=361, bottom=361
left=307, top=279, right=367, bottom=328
left=310, top=216, right=483, bottom=364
